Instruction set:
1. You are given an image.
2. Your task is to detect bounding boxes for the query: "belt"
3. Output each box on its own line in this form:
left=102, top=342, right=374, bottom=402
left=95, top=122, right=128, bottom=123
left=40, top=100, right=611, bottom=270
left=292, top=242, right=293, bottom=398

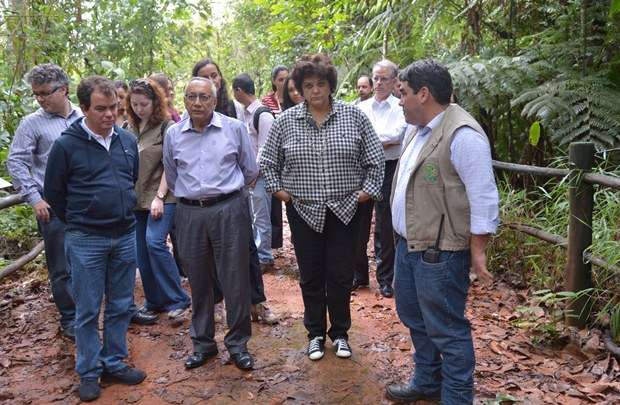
left=179, top=190, right=240, bottom=207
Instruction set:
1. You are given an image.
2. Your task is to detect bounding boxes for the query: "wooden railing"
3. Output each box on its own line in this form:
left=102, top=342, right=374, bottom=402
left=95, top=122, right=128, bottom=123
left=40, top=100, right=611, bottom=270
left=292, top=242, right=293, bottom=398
left=493, top=142, right=620, bottom=328
left=0, top=194, right=44, bottom=279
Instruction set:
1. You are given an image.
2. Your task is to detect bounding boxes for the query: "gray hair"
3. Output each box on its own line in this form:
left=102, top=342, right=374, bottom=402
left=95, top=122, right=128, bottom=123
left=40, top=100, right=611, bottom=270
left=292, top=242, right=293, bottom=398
left=373, top=59, right=399, bottom=79
left=25, top=63, right=70, bottom=88
left=185, top=77, right=217, bottom=99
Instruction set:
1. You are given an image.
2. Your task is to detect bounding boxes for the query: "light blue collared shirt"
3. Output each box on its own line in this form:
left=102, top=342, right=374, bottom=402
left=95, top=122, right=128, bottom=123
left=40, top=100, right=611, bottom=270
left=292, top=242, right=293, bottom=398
left=163, top=112, right=258, bottom=199
left=392, top=111, right=499, bottom=237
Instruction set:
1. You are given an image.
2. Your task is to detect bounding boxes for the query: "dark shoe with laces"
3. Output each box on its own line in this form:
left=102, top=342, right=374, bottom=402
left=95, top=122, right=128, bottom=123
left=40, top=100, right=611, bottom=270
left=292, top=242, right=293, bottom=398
left=184, top=349, right=218, bottom=369
left=351, top=278, right=369, bottom=291
left=131, top=308, right=158, bottom=325
left=231, top=351, right=254, bottom=370
left=379, top=284, right=394, bottom=298
left=101, top=367, right=146, bottom=385
left=78, top=378, right=101, bottom=402
left=307, top=336, right=325, bottom=360
left=385, top=384, right=441, bottom=403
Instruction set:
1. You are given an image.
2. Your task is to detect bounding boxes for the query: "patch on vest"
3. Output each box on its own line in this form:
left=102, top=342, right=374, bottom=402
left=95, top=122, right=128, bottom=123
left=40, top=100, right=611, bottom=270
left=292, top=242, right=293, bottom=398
left=422, top=163, right=439, bottom=184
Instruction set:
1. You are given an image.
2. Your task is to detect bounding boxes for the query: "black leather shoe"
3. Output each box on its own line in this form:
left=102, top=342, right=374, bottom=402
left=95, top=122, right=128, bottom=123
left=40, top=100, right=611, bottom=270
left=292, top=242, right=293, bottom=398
left=231, top=351, right=254, bottom=370
left=385, top=384, right=441, bottom=402
left=79, top=378, right=101, bottom=402
left=379, top=284, right=394, bottom=298
left=352, top=278, right=369, bottom=291
left=184, top=350, right=218, bottom=369
left=131, top=309, right=158, bottom=325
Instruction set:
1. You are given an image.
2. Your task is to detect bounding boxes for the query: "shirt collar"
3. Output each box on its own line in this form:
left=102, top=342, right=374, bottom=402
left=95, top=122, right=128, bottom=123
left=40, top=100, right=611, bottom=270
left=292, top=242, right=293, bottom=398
left=182, top=111, right=223, bottom=133
left=81, top=117, right=115, bottom=140
left=246, top=99, right=262, bottom=115
left=41, top=102, right=81, bottom=119
left=295, top=96, right=338, bottom=121
left=372, top=94, right=397, bottom=109
left=417, top=110, right=446, bottom=136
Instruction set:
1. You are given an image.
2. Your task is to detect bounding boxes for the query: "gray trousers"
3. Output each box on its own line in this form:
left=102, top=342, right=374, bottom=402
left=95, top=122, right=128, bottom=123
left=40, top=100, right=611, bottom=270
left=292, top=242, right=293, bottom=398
left=175, top=193, right=252, bottom=355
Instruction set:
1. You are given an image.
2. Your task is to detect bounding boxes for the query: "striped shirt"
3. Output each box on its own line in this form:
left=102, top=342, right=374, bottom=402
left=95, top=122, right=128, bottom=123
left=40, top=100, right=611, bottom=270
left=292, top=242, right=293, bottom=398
left=7, top=104, right=82, bottom=205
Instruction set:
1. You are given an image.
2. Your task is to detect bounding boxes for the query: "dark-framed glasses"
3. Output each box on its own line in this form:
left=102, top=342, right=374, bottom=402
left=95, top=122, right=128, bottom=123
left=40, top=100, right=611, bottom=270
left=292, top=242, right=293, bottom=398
left=185, top=93, right=212, bottom=103
left=31, top=84, right=63, bottom=98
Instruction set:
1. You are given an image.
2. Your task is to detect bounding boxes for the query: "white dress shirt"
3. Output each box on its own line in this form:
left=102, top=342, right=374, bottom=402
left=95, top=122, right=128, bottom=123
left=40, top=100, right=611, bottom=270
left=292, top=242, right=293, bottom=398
left=81, top=119, right=114, bottom=151
left=357, top=94, right=407, bottom=160
left=392, top=111, right=499, bottom=239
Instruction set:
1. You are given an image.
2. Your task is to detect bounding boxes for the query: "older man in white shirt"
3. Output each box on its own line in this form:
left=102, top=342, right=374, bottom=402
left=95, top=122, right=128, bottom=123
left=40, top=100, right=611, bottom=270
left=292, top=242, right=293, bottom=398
left=357, top=59, right=406, bottom=298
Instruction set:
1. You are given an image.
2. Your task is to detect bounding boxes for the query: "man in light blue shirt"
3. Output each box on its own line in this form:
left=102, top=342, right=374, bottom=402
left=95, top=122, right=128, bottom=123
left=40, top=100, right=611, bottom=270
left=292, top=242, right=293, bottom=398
left=164, top=77, right=258, bottom=371
left=7, top=63, right=81, bottom=341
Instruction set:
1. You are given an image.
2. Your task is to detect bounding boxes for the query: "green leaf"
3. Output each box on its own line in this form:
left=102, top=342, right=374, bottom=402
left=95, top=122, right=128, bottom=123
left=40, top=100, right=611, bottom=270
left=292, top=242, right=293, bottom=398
left=610, top=0, right=620, bottom=17
left=529, top=121, right=541, bottom=146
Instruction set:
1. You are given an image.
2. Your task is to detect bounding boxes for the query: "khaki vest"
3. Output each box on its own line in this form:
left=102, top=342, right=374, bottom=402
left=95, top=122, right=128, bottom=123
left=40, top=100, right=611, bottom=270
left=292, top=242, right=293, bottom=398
left=390, top=104, right=487, bottom=252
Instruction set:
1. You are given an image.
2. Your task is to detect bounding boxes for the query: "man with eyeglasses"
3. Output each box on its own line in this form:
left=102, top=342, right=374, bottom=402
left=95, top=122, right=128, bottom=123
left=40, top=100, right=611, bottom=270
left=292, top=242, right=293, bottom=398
left=356, top=60, right=406, bottom=299
left=163, top=77, right=258, bottom=371
left=7, top=63, right=81, bottom=341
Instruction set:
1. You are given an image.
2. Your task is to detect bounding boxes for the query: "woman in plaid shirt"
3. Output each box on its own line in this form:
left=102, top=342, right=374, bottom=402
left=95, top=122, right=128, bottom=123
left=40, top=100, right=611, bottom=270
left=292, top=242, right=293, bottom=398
left=260, top=53, right=385, bottom=361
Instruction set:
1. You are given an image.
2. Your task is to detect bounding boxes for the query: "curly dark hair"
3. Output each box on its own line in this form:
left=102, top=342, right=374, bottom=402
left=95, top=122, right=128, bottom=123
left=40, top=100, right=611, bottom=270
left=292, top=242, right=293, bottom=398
left=291, top=53, right=337, bottom=98
left=125, top=78, right=170, bottom=129
left=191, top=58, right=235, bottom=117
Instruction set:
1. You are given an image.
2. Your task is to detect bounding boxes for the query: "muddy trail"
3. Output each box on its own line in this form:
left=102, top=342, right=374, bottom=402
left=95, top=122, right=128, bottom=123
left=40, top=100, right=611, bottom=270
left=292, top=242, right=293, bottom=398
left=2, top=226, right=620, bottom=404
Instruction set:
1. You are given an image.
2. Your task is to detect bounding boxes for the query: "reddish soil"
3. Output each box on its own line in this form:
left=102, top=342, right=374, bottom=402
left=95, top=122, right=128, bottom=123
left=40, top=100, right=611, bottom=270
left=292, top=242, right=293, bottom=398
left=1, top=223, right=620, bottom=404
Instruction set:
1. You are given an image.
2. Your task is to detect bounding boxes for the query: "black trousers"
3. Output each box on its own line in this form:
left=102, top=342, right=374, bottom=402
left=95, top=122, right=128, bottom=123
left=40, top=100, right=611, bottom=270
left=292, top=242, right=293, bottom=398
left=373, top=159, right=397, bottom=287
left=353, top=200, right=374, bottom=284
left=286, top=203, right=360, bottom=341
left=271, top=196, right=283, bottom=249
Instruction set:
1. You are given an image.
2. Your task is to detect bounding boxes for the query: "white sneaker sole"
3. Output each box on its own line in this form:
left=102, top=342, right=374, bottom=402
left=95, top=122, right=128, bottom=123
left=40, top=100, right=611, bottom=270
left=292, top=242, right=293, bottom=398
left=308, top=351, right=325, bottom=361
left=333, top=341, right=352, bottom=358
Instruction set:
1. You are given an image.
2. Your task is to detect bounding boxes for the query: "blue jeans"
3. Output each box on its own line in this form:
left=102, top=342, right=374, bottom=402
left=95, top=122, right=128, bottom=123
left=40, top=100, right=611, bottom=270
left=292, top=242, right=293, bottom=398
left=249, top=177, right=273, bottom=263
left=135, top=204, right=190, bottom=312
left=393, top=237, right=474, bottom=405
left=65, top=230, right=136, bottom=379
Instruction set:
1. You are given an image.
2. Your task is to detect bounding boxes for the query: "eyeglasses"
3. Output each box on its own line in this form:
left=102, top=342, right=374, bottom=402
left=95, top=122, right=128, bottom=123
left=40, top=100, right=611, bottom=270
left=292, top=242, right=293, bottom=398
left=185, top=93, right=213, bottom=103
left=32, top=84, right=63, bottom=98
left=372, top=75, right=395, bottom=83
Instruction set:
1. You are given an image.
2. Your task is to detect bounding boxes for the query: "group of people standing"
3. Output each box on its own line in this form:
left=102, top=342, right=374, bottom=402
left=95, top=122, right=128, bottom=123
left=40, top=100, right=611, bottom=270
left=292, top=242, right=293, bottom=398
left=7, top=53, right=498, bottom=405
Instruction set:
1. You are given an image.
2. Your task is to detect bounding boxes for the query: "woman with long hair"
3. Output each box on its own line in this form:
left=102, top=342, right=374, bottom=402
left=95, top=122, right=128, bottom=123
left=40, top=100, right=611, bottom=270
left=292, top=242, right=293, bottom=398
left=126, top=78, right=190, bottom=323
left=150, top=73, right=181, bottom=122
left=282, top=75, right=304, bottom=111
left=261, top=65, right=289, bottom=115
left=191, top=58, right=237, bottom=118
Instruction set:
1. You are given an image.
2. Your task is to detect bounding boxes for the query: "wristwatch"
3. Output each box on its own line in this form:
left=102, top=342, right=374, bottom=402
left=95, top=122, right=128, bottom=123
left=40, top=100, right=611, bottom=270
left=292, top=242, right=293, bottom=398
left=156, top=191, right=166, bottom=200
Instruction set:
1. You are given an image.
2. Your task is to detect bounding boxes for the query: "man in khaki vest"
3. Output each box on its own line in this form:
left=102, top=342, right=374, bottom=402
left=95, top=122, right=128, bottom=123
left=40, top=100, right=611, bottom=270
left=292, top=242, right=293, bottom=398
left=386, top=60, right=498, bottom=404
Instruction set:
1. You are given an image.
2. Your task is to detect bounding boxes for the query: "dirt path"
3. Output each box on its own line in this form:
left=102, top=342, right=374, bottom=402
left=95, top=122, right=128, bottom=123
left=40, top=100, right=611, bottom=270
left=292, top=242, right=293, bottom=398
left=2, top=234, right=620, bottom=404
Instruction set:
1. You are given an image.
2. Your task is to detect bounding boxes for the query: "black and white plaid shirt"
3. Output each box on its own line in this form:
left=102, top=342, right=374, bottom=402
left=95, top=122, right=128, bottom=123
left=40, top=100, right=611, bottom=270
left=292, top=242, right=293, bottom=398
left=260, top=99, right=385, bottom=233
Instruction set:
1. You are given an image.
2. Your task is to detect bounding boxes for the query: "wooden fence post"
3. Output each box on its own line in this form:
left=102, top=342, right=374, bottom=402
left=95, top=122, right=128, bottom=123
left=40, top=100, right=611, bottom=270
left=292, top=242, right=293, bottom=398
left=565, top=142, right=595, bottom=328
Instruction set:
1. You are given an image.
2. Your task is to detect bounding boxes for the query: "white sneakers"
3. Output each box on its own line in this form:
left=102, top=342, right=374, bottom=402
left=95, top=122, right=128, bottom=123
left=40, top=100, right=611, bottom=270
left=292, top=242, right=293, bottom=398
left=307, top=337, right=352, bottom=360
left=333, top=338, right=352, bottom=358
left=308, top=336, right=325, bottom=360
